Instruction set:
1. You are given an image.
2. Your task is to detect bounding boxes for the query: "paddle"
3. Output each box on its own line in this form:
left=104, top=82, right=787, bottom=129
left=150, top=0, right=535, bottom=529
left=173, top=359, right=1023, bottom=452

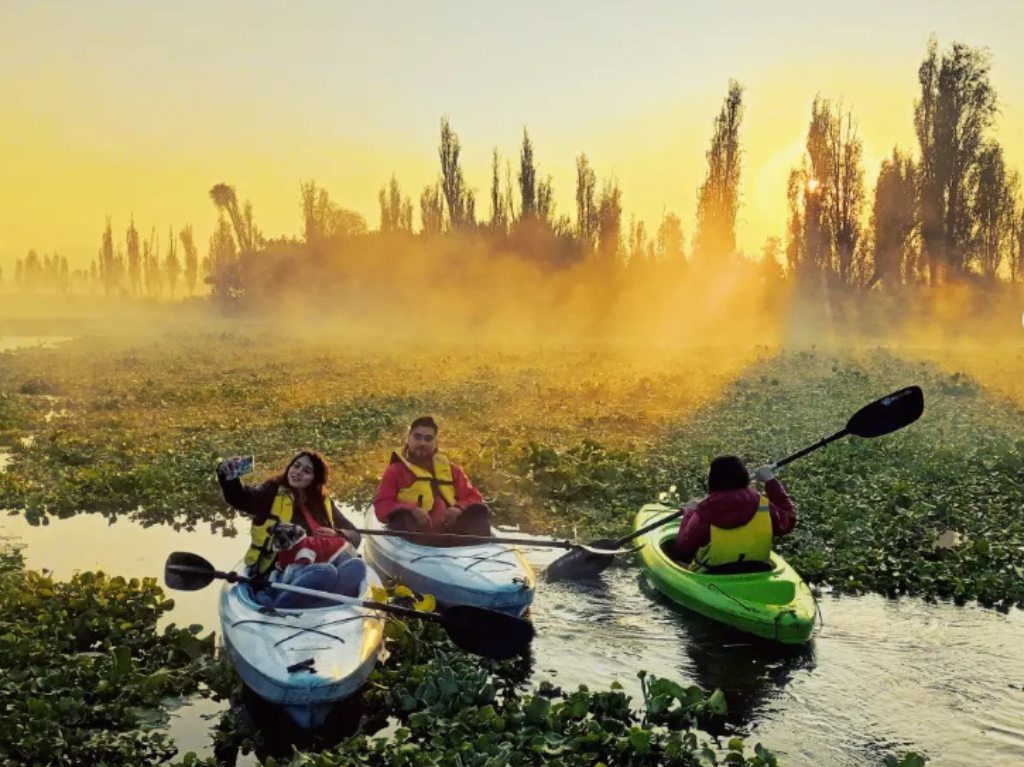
left=347, top=527, right=637, bottom=555
left=543, top=385, right=924, bottom=582
left=164, top=551, right=534, bottom=660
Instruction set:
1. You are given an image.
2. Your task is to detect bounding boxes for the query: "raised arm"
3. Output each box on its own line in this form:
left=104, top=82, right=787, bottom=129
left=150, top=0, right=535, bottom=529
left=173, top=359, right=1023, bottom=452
left=217, top=471, right=274, bottom=523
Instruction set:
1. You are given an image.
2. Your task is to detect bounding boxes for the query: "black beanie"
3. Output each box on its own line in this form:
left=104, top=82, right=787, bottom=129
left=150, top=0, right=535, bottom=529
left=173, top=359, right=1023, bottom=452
left=707, top=455, right=750, bottom=492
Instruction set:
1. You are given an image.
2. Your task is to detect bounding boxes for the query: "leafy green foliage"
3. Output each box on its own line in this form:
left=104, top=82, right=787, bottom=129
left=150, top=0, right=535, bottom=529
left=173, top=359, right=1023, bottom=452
left=0, top=544, right=221, bottom=766
left=203, top=617, right=774, bottom=767
left=496, top=350, right=1024, bottom=610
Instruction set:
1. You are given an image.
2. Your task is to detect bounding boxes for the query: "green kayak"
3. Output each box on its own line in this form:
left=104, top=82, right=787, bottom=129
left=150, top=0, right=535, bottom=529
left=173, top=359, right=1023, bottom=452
left=634, top=503, right=816, bottom=644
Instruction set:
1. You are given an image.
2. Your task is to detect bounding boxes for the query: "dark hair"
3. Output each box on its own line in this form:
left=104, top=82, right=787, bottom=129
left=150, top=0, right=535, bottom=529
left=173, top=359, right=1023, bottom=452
left=272, top=450, right=331, bottom=525
left=707, top=455, right=750, bottom=493
left=410, top=415, right=439, bottom=433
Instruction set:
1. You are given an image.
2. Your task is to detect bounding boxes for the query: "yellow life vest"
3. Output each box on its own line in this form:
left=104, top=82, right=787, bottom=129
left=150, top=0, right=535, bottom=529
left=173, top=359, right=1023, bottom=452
left=245, top=488, right=334, bottom=577
left=693, top=495, right=773, bottom=571
left=392, top=450, right=456, bottom=512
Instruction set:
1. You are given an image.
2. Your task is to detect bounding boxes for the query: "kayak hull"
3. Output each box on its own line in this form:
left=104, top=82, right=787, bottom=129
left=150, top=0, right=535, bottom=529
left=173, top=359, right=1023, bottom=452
left=634, top=503, right=816, bottom=645
left=219, top=561, right=384, bottom=728
left=362, top=510, right=536, bottom=616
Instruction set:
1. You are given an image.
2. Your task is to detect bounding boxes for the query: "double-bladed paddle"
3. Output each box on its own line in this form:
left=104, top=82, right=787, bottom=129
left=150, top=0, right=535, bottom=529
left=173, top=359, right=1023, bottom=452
left=164, top=551, right=534, bottom=660
left=346, top=528, right=637, bottom=555
left=543, top=385, right=925, bottom=582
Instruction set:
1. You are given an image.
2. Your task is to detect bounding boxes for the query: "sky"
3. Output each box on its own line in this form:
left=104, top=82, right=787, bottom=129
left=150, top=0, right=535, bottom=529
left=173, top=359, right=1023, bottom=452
left=1, top=0, right=1022, bottom=270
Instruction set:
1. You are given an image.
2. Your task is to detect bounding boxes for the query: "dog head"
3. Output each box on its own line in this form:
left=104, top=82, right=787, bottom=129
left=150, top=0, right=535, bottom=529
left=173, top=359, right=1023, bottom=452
left=269, top=522, right=308, bottom=552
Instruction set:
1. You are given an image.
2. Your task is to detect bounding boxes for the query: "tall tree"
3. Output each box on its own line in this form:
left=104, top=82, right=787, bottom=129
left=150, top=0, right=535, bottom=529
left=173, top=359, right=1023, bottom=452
left=378, top=174, right=404, bottom=233
left=99, top=217, right=116, bottom=297
left=694, top=80, right=744, bottom=261
left=204, top=214, right=240, bottom=303
left=126, top=217, right=141, bottom=297
left=628, top=216, right=649, bottom=270
left=419, top=181, right=445, bottom=235
left=400, top=197, right=413, bottom=233
left=164, top=227, right=181, bottom=299
left=536, top=176, right=555, bottom=228
left=301, top=181, right=367, bottom=242
left=786, top=98, right=866, bottom=289
left=914, top=38, right=998, bottom=281
left=971, top=142, right=1019, bottom=281
left=489, top=148, right=508, bottom=232
left=518, top=128, right=537, bottom=221
left=656, top=211, right=685, bottom=263
left=210, top=183, right=261, bottom=252
left=179, top=224, right=199, bottom=296
left=142, top=228, right=161, bottom=299
left=596, top=178, right=623, bottom=266
left=439, top=117, right=470, bottom=230
left=575, top=153, right=598, bottom=253
left=870, top=147, right=918, bottom=289
left=829, top=108, right=865, bottom=287
left=1013, top=208, right=1024, bottom=284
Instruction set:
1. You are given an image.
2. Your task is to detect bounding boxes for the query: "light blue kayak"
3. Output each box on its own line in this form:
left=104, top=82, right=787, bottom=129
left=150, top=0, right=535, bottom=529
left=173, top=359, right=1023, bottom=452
left=219, top=561, right=384, bottom=728
left=362, top=510, right=536, bottom=616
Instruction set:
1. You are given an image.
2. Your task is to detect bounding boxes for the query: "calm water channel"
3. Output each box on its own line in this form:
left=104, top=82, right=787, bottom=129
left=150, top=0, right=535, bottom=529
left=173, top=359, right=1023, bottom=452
left=1, top=510, right=1021, bottom=766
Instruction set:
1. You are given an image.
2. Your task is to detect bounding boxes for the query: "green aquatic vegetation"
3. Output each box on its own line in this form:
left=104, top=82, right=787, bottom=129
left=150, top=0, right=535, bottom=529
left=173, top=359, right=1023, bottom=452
left=192, top=616, right=777, bottom=767
left=204, top=617, right=775, bottom=767
left=622, top=350, right=1024, bottom=610
left=482, top=349, right=1024, bottom=609
left=0, top=545, right=220, bottom=766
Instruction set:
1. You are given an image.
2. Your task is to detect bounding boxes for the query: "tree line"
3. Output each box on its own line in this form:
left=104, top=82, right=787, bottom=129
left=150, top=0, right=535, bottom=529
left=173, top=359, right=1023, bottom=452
left=6, top=37, right=1021, bottom=309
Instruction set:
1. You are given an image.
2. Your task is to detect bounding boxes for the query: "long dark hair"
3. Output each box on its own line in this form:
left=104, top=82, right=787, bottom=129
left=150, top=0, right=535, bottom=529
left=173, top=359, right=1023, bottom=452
left=707, top=455, right=750, bottom=493
left=271, top=450, right=331, bottom=525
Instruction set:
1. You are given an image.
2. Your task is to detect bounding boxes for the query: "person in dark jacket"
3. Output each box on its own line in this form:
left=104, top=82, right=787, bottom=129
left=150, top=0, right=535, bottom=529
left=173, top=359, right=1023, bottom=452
left=674, top=455, right=797, bottom=572
left=217, top=450, right=365, bottom=607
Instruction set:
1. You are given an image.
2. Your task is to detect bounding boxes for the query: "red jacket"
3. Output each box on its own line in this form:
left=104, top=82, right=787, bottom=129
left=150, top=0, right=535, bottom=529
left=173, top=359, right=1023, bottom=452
left=275, top=506, right=349, bottom=568
left=373, top=456, right=483, bottom=532
left=675, top=479, right=797, bottom=560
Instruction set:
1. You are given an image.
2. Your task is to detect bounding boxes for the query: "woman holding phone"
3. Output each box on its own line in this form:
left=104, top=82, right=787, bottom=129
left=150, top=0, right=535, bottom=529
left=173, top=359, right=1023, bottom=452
left=217, top=450, right=366, bottom=608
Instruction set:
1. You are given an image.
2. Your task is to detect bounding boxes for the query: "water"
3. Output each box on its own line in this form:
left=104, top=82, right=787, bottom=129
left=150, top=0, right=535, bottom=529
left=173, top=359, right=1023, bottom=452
left=0, top=335, right=72, bottom=353
left=2, top=512, right=1023, bottom=766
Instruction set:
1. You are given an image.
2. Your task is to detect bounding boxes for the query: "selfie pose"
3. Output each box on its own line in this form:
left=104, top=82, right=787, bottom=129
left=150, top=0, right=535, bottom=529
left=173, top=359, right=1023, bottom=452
left=217, top=450, right=366, bottom=607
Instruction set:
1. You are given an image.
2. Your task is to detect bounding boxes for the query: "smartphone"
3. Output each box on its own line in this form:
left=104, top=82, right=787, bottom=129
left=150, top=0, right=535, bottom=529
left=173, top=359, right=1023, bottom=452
left=223, top=455, right=255, bottom=481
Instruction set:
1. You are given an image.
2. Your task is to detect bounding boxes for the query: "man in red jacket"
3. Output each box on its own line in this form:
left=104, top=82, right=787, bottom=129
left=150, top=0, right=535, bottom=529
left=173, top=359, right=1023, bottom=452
left=675, top=455, right=797, bottom=572
left=373, top=416, right=492, bottom=540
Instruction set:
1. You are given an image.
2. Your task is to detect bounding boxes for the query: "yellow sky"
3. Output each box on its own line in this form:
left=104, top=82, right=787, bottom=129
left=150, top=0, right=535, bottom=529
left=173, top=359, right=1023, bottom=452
left=1, top=1, right=1022, bottom=270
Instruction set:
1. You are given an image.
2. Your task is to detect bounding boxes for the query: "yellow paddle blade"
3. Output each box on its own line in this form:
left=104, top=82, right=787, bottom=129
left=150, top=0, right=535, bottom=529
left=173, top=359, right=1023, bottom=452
left=413, top=593, right=436, bottom=612
left=371, top=582, right=436, bottom=612
left=392, top=583, right=414, bottom=599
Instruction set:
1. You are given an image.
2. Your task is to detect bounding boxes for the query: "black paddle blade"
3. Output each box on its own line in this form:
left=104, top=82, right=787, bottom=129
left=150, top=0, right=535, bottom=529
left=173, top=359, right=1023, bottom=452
left=543, top=539, right=619, bottom=583
left=164, top=551, right=217, bottom=591
left=439, top=605, right=534, bottom=660
left=846, top=385, right=924, bottom=438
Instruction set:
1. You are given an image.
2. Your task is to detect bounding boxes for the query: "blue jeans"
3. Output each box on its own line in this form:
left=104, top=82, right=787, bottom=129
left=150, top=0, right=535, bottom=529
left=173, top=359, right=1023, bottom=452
left=254, top=558, right=367, bottom=609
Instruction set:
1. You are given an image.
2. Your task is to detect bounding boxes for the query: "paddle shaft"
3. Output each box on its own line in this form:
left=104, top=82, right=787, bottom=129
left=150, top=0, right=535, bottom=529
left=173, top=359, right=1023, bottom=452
left=774, top=428, right=847, bottom=469
left=350, top=527, right=591, bottom=550
left=166, top=564, right=436, bottom=623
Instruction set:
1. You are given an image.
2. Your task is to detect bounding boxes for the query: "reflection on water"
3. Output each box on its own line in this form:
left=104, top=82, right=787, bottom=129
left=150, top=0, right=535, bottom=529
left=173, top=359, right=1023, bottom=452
left=0, top=335, right=72, bottom=352
left=2, top=513, right=1024, bottom=766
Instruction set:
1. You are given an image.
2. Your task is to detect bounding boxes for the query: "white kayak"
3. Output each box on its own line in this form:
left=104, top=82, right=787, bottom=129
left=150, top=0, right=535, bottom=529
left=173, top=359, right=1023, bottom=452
left=219, top=560, right=384, bottom=729
left=362, top=509, right=536, bottom=616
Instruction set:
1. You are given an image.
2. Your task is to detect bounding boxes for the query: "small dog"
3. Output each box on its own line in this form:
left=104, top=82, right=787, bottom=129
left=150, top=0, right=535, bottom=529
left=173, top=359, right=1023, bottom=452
left=269, top=522, right=309, bottom=553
